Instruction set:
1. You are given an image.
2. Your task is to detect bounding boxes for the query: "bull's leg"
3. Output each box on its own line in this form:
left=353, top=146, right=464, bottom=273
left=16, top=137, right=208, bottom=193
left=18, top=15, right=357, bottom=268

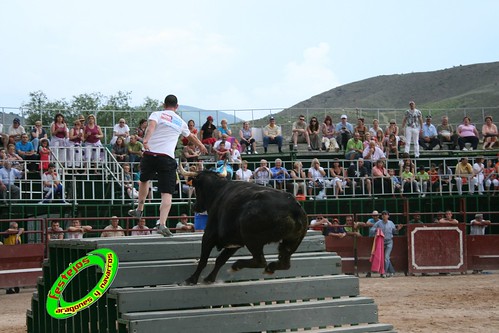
left=265, top=237, right=302, bottom=274
left=184, top=237, right=216, bottom=285
left=231, top=243, right=266, bottom=272
left=203, top=247, right=239, bottom=284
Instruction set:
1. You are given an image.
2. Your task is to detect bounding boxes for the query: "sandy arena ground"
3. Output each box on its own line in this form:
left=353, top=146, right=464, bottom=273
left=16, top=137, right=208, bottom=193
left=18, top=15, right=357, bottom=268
left=1, top=272, right=499, bottom=333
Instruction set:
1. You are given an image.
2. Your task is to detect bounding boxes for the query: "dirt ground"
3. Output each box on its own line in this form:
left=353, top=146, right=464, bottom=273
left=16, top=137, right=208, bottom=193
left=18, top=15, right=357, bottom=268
left=1, top=272, right=499, bottom=333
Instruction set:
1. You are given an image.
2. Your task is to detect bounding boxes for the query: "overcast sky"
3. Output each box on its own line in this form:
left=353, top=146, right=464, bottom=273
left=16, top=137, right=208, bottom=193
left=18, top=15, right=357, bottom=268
left=1, top=0, right=498, bottom=112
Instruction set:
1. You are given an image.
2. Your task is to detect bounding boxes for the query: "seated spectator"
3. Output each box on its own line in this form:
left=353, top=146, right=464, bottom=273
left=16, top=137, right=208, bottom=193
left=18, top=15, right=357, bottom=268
left=135, top=119, right=148, bottom=143
left=182, top=141, right=200, bottom=163
left=15, top=133, right=39, bottom=172
left=83, top=114, right=104, bottom=164
left=239, top=121, right=257, bottom=154
left=438, top=210, right=459, bottom=224
left=321, top=115, right=339, bottom=152
left=472, top=156, right=485, bottom=195
left=101, top=216, right=125, bottom=237
left=292, top=115, right=311, bottom=151
left=362, top=132, right=373, bottom=149
left=437, top=116, right=458, bottom=150
left=0, top=161, right=23, bottom=203
left=398, top=153, right=415, bottom=177
left=307, top=158, right=326, bottom=199
left=433, top=211, right=444, bottom=223
left=335, top=114, right=354, bottom=151
left=288, top=161, right=307, bottom=197
left=30, top=120, right=47, bottom=152
left=254, top=159, right=272, bottom=186
left=438, top=163, right=454, bottom=194
left=217, top=119, right=234, bottom=143
left=38, top=138, right=51, bottom=171
left=385, top=133, right=399, bottom=159
left=112, top=136, right=129, bottom=163
left=428, top=163, right=440, bottom=193
left=309, top=215, right=331, bottom=231
left=0, top=148, right=6, bottom=168
left=457, top=116, right=479, bottom=151
left=419, top=116, right=439, bottom=150
left=131, top=218, right=151, bottom=236
left=401, top=165, right=420, bottom=194
left=230, top=141, right=242, bottom=166
left=176, top=214, right=195, bottom=233
left=454, top=157, right=478, bottom=195
left=6, top=144, right=24, bottom=171
left=40, top=163, right=66, bottom=203
left=362, top=140, right=385, bottom=173
left=123, top=163, right=139, bottom=199
left=200, top=116, right=217, bottom=150
left=263, top=116, right=283, bottom=153
left=235, top=160, right=253, bottom=182
left=47, top=220, right=64, bottom=241
left=8, top=118, right=25, bottom=143
left=384, top=119, right=401, bottom=148
left=181, top=120, right=198, bottom=146
left=345, top=158, right=372, bottom=196
left=3, top=222, right=23, bottom=245
left=68, top=119, right=84, bottom=168
left=355, top=118, right=368, bottom=142
left=415, top=166, right=430, bottom=196
left=322, top=218, right=346, bottom=238
left=372, top=160, right=391, bottom=194
left=482, top=116, right=498, bottom=149
left=0, top=123, right=8, bottom=148
left=369, top=119, right=383, bottom=138
left=270, top=158, right=290, bottom=190
left=215, top=140, right=230, bottom=161
left=328, top=158, right=345, bottom=197
left=343, top=215, right=363, bottom=237
left=409, top=211, right=424, bottom=224
left=127, top=135, right=144, bottom=164
left=484, top=159, right=499, bottom=193
left=67, top=219, right=92, bottom=239
left=110, top=118, right=130, bottom=145
left=389, top=169, right=402, bottom=194
left=345, top=132, right=363, bottom=160
left=307, top=117, right=321, bottom=151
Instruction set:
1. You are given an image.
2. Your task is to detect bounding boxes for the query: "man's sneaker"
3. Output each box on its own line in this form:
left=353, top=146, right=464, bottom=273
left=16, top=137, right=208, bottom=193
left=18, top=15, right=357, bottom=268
left=128, top=209, right=143, bottom=218
left=157, top=224, right=173, bottom=237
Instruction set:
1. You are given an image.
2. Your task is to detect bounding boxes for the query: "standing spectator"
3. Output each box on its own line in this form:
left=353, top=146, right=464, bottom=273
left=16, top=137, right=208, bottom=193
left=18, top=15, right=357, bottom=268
left=372, top=210, right=403, bottom=277
left=127, top=135, right=144, bottom=164
left=3, top=222, right=23, bottom=294
left=127, top=94, right=207, bottom=237
left=354, top=117, right=368, bottom=142
left=365, top=210, right=381, bottom=238
left=291, top=115, right=311, bottom=151
left=8, top=118, right=25, bottom=143
left=0, top=161, right=23, bottom=203
left=254, top=159, right=272, bottom=186
left=345, top=158, right=372, bottom=196
left=83, top=114, right=104, bottom=165
left=131, top=218, right=151, bottom=236
left=110, top=118, right=130, bottom=145
left=482, top=116, right=498, bottom=149
left=239, top=121, right=257, bottom=154
left=50, top=113, right=69, bottom=164
left=67, top=219, right=92, bottom=239
left=455, top=157, right=478, bottom=195
left=419, top=116, right=439, bottom=150
left=135, top=119, right=148, bottom=143
left=437, top=116, right=458, bottom=150
left=307, top=158, right=326, bottom=199
left=438, top=210, right=459, bottom=224
left=47, top=220, right=64, bottom=241
left=345, top=132, right=364, bottom=160
left=181, top=120, right=198, bottom=146
left=335, top=114, right=354, bottom=151
left=112, top=137, right=129, bottom=163
left=307, top=117, right=321, bottom=151
left=200, top=116, right=217, bottom=149
left=270, top=158, right=290, bottom=190
left=263, top=116, right=283, bottom=153
left=30, top=120, right=47, bottom=152
left=457, top=116, right=479, bottom=151
left=235, top=160, right=253, bottom=182
left=321, top=115, right=339, bottom=152
left=40, top=163, right=66, bottom=203
left=101, top=216, right=125, bottom=237
left=470, top=213, right=491, bottom=236
left=401, top=101, right=423, bottom=157
left=176, top=214, right=195, bottom=233
left=472, top=156, right=485, bottom=195
left=68, top=119, right=84, bottom=168
left=15, top=133, right=39, bottom=172
left=38, top=138, right=51, bottom=171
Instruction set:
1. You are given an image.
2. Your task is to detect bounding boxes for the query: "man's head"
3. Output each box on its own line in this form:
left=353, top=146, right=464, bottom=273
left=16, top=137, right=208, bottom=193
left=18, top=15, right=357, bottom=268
left=412, top=211, right=421, bottom=219
left=129, top=135, right=137, bottom=143
left=353, top=132, right=360, bottom=141
left=274, top=158, right=282, bottom=168
left=21, top=134, right=29, bottom=143
left=409, top=101, right=416, bottom=109
left=358, top=158, right=364, bottom=166
left=269, top=116, right=275, bottom=124
left=475, top=214, right=483, bottom=221
left=381, top=210, right=390, bottom=220
left=163, top=94, right=178, bottom=109
left=298, top=115, right=305, bottom=123
left=441, top=116, right=449, bottom=125
left=51, top=221, right=60, bottom=229
left=118, top=118, right=126, bottom=126
left=138, top=218, right=146, bottom=227
left=340, top=115, right=347, bottom=122
left=180, top=214, right=188, bottom=225
left=9, top=222, right=18, bottom=229
left=72, top=220, right=81, bottom=227
left=110, top=216, right=119, bottom=228
left=48, top=163, right=56, bottom=171
left=372, top=210, right=380, bottom=218
left=260, top=159, right=267, bottom=166
left=3, top=161, right=12, bottom=170
left=13, top=118, right=20, bottom=128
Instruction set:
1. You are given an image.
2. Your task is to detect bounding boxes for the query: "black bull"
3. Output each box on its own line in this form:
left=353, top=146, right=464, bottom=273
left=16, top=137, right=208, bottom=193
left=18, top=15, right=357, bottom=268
left=182, top=169, right=308, bottom=285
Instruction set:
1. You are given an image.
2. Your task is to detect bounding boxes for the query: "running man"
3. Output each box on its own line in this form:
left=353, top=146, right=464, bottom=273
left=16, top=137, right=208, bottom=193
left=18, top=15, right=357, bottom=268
left=128, top=94, right=207, bottom=236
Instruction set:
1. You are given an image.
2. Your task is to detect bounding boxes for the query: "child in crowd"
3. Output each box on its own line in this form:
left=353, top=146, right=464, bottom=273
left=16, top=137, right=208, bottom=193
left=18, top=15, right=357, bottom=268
left=38, top=138, right=51, bottom=171
left=388, top=169, right=402, bottom=194
left=415, top=166, right=430, bottom=197
left=215, top=141, right=230, bottom=161
left=401, top=165, right=420, bottom=194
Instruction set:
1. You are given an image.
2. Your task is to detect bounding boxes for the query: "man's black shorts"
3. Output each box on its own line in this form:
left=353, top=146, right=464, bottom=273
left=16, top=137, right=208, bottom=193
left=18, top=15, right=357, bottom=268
left=139, top=153, right=177, bottom=194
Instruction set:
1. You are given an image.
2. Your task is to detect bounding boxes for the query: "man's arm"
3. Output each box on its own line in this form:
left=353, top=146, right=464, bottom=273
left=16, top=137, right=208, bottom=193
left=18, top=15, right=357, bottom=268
left=187, top=133, right=208, bottom=154
left=142, top=120, right=157, bottom=151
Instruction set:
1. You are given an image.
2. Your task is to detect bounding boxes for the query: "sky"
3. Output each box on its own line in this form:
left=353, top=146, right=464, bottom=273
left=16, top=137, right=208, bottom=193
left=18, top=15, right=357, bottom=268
left=1, top=0, right=498, bottom=115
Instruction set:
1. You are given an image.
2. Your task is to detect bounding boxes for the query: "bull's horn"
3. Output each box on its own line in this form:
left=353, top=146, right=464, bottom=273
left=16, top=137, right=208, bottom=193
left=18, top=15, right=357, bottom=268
left=178, top=162, right=198, bottom=178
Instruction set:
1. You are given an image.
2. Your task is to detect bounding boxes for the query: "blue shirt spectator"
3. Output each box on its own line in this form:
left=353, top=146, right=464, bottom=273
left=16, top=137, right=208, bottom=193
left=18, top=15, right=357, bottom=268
left=421, top=121, right=438, bottom=138
left=270, top=158, right=290, bottom=190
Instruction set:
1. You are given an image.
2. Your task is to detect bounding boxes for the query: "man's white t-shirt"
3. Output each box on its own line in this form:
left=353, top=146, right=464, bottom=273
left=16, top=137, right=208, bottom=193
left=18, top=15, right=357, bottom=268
left=236, top=169, right=253, bottom=182
left=147, top=110, right=190, bottom=158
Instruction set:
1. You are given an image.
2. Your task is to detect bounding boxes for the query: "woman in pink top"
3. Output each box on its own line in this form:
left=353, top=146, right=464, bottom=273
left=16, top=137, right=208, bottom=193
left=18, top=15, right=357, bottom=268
left=83, top=114, right=104, bottom=164
left=482, top=116, right=498, bottom=149
left=50, top=113, right=68, bottom=164
left=457, top=116, right=479, bottom=150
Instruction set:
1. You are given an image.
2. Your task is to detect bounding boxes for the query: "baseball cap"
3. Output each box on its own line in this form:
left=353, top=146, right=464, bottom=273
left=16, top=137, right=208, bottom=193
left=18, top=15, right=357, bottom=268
left=207, top=116, right=213, bottom=121
left=13, top=118, right=20, bottom=123
left=372, top=210, right=379, bottom=215
left=341, top=115, right=347, bottom=119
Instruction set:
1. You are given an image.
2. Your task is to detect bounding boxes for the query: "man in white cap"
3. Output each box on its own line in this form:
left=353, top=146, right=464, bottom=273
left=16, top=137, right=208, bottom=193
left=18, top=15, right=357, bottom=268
left=335, top=114, right=354, bottom=151
left=470, top=213, right=491, bottom=236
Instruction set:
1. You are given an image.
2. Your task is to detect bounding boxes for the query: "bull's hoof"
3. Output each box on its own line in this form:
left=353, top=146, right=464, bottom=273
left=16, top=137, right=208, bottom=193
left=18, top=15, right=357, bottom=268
left=203, top=277, right=216, bottom=284
left=183, top=277, right=198, bottom=286
left=227, top=267, right=239, bottom=274
left=263, top=269, right=275, bottom=275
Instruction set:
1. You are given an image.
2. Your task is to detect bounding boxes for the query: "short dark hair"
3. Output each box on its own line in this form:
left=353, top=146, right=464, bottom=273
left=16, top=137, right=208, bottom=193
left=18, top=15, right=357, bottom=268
left=164, top=94, right=178, bottom=108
